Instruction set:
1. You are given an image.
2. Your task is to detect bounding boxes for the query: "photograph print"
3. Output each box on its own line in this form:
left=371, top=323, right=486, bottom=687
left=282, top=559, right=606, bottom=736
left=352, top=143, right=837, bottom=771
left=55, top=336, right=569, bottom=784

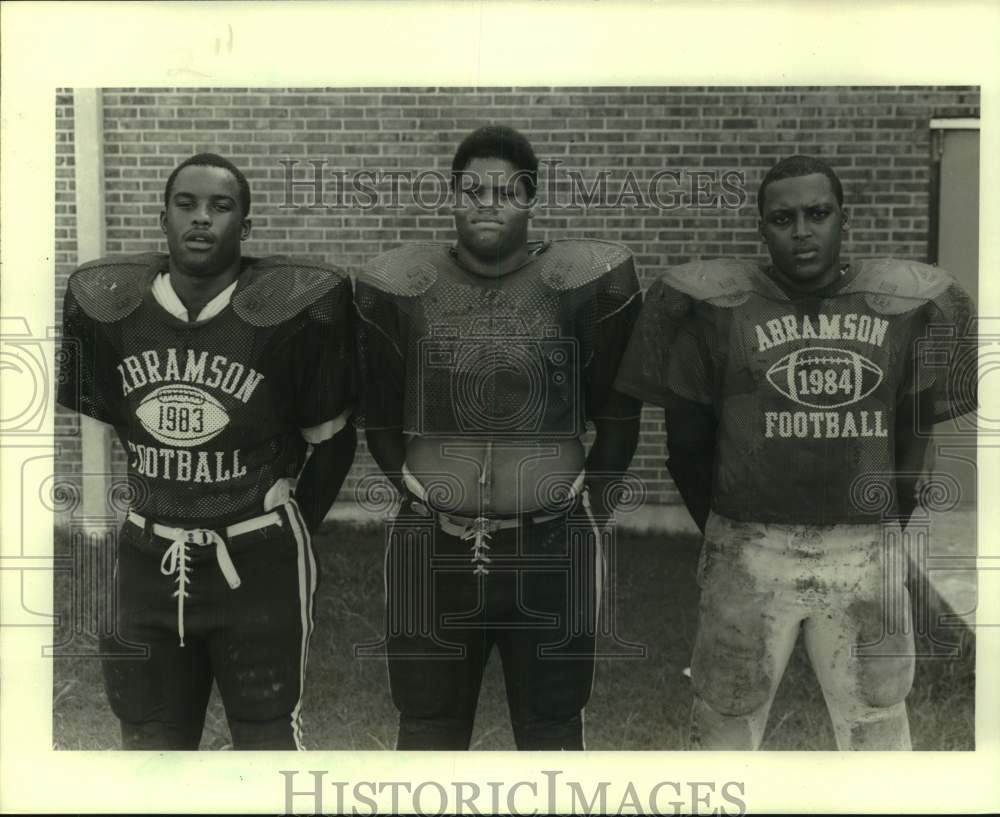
left=48, top=85, right=979, bottom=754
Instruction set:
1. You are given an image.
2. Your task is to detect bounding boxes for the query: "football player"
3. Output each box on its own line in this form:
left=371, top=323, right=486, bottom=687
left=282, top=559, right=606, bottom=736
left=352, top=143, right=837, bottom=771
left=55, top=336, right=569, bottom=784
left=615, top=155, right=976, bottom=750
left=57, top=153, right=357, bottom=749
left=355, top=125, right=642, bottom=750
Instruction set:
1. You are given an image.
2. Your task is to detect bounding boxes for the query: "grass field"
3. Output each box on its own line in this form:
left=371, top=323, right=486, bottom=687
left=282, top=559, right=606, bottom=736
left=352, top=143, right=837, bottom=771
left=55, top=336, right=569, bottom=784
left=52, top=521, right=975, bottom=751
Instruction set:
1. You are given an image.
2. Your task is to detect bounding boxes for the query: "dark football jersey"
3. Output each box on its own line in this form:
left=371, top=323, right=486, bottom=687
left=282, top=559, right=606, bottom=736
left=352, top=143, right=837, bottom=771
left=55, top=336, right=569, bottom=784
left=615, top=258, right=976, bottom=524
left=57, top=253, right=353, bottom=525
left=355, top=240, right=642, bottom=438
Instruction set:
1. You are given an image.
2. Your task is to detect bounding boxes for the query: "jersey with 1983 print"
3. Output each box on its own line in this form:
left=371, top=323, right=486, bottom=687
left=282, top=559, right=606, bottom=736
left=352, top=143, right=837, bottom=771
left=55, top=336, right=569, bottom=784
left=57, top=253, right=353, bottom=525
left=614, top=258, right=976, bottom=525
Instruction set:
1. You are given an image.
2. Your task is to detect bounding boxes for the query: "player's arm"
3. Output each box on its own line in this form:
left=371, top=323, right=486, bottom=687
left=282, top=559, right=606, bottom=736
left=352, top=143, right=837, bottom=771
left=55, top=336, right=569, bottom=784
left=614, top=275, right=716, bottom=534
left=56, top=281, right=123, bottom=426
left=584, top=256, right=643, bottom=524
left=893, top=389, right=934, bottom=528
left=295, top=415, right=357, bottom=534
left=895, top=284, right=978, bottom=528
left=366, top=428, right=407, bottom=496
left=664, top=395, right=716, bottom=535
left=355, top=277, right=408, bottom=496
left=286, top=275, right=358, bottom=533
left=585, top=417, right=640, bottom=525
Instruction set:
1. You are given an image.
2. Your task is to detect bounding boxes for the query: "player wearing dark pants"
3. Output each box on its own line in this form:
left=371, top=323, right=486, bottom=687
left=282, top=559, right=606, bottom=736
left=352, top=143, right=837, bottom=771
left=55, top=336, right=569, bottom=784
left=57, top=153, right=356, bottom=750
left=103, top=501, right=316, bottom=749
left=387, top=502, right=599, bottom=750
left=356, top=125, right=640, bottom=750
left=615, top=155, right=976, bottom=750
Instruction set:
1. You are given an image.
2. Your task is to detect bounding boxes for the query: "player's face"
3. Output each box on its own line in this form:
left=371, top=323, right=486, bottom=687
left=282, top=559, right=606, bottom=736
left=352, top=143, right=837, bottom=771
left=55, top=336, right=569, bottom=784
left=759, top=173, right=848, bottom=291
left=160, top=165, right=250, bottom=276
left=452, top=157, right=534, bottom=264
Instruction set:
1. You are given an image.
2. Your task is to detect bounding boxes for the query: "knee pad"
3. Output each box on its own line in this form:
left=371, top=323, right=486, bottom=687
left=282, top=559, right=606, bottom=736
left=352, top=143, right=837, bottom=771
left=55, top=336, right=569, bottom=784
left=689, top=696, right=757, bottom=750
left=848, top=598, right=915, bottom=708
left=691, top=562, right=776, bottom=717
left=855, top=654, right=915, bottom=708
left=691, top=617, right=773, bottom=716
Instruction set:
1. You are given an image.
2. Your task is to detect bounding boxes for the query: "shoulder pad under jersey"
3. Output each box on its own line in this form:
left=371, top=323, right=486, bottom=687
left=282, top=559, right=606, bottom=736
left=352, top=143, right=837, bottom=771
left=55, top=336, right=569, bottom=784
left=660, top=258, right=777, bottom=307
left=232, top=256, right=348, bottom=326
left=359, top=244, right=445, bottom=297
left=67, top=253, right=164, bottom=323
left=536, top=239, right=632, bottom=291
left=846, top=258, right=957, bottom=315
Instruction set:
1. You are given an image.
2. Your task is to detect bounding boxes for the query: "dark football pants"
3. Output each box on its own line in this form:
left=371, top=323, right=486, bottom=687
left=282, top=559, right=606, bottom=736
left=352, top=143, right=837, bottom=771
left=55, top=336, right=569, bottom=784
left=689, top=513, right=915, bottom=751
left=385, top=508, right=600, bottom=750
left=100, top=502, right=316, bottom=750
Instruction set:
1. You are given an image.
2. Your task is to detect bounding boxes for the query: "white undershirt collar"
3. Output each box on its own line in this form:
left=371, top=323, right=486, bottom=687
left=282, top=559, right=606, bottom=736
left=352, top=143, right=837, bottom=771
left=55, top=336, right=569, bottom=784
left=152, top=272, right=238, bottom=322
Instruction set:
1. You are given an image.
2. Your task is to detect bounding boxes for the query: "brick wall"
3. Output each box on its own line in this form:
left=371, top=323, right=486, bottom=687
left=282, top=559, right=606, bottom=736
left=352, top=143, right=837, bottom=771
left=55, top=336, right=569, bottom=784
left=53, top=85, right=981, bottom=506
left=54, top=92, right=80, bottom=473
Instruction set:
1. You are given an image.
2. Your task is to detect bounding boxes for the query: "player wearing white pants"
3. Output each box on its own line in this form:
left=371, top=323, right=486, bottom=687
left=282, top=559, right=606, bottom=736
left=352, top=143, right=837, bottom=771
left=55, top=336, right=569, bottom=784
left=616, top=154, right=976, bottom=750
left=691, top=513, right=913, bottom=750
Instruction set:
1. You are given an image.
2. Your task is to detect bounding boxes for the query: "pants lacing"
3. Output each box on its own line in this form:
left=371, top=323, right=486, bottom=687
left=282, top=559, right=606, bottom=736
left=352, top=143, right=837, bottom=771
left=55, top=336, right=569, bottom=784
left=159, top=529, right=242, bottom=646
left=461, top=518, right=494, bottom=576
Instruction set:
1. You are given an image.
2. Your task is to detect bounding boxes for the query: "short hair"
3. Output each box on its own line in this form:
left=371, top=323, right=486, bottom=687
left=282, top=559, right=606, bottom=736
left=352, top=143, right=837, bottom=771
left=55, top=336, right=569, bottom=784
left=164, top=153, right=251, bottom=216
left=450, top=125, right=539, bottom=200
left=757, top=155, right=844, bottom=215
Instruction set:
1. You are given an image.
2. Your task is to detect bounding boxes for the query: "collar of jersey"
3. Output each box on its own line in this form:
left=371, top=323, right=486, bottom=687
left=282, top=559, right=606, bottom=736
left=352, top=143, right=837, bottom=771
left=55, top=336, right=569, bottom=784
left=447, top=240, right=551, bottom=277
left=152, top=271, right=238, bottom=322
left=764, top=262, right=855, bottom=300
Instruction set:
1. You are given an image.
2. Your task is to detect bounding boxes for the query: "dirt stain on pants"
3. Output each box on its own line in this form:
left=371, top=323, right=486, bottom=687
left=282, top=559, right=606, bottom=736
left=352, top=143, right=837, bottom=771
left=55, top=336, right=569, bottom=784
left=689, top=513, right=914, bottom=751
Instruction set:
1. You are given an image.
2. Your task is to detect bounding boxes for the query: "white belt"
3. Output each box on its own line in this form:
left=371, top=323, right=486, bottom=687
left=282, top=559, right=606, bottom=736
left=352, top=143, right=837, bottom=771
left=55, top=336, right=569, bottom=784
left=400, top=470, right=594, bottom=577
left=127, top=508, right=284, bottom=646
left=438, top=511, right=567, bottom=577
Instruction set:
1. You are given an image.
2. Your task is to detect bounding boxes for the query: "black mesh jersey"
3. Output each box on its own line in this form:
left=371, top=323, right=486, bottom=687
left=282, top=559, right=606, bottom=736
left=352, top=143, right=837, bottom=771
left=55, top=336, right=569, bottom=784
left=57, top=253, right=354, bottom=525
left=615, top=258, right=977, bottom=525
left=355, top=240, right=642, bottom=438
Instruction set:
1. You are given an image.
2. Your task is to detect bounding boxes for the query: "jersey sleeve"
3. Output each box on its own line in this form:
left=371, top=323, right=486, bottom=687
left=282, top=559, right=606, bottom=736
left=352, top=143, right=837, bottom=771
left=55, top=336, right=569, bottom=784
left=906, top=280, right=977, bottom=423
left=56, top=283, right=123, bottom=425
left=585, top=256, right=643, bottom=421
left=614, top=276, right=714, bottom=408
left=354, top=277, right=407, bottom=430
left=280, top=274, right=356, bottom=433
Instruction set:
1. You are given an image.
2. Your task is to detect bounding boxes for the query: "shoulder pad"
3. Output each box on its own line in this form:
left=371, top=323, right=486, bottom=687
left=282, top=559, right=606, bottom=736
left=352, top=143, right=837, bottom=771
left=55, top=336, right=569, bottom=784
left=232, top=256, right=348, bottom=326
left=661, top=258, right=777, bottom=307
left=847, top=258, right=956, bottom=315
left=359, top=244, right=444, bottom=297
left=536, top=239, right=632, bottom=291
left=67, top=254, right=164, bottom=323
left=644, top=276, right=695, bottom=322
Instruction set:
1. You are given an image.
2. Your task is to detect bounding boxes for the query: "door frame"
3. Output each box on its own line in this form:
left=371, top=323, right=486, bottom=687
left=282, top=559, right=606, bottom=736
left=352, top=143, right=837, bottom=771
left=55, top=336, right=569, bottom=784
left=928, top=117, right=980, bottom=265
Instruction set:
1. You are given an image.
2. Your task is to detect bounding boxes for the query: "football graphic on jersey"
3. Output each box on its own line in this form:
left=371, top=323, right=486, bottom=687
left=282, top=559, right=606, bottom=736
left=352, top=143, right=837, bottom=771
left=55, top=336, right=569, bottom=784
left=136, top=384, right=229, bottom=447
left=766, top=346, right=883, bottom=409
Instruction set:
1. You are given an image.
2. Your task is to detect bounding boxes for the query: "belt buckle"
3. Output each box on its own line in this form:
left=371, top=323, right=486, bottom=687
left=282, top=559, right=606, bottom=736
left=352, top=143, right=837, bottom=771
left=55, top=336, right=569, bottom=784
left=184, top=529, right=212, bottom=546
left=472, top=516, right=498, bottom=536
